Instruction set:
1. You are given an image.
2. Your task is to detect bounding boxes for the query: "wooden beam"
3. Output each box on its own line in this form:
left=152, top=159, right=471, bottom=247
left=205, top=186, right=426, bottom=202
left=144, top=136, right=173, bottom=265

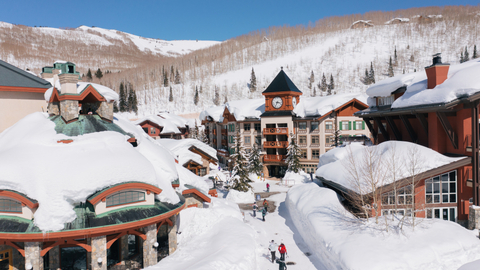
left=106, top=231, right=126, bottom=249
left=364, top=118, right=378, bottom=144
left=374, top=117, right=390, bottom=141
left=472, top=102, right=479, bottom=205
left=4, top=240, right=25, bottom=257
left=40, top=241, right=61, bottom=257
left=436, top=112, right=458, bottom=149
left=156, top=220, right=166, bottom=234
left=385, top=116, right=402, bottom=140
left=400, top=115, right=417, bottom=143
left=128, top=229, right=147, bottom=241
left=415, top=113, right=429, bottom=136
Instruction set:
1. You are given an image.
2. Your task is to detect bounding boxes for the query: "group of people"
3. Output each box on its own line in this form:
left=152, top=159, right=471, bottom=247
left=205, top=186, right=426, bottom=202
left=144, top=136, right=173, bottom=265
left=269, top=240, right=288, bottom=269
left=252, top=199, right=269, bottom=221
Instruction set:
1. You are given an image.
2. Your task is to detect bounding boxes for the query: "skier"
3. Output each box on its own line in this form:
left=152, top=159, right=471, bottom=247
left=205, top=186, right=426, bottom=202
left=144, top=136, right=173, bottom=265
left=252, top=202, right=258, bottom=217
left=266, top=182, right=270, bottom=192
left=262, top=206, right=267, bottom=222
left=278, top=242, right=287, bottom=260
left=276, top=258, right=287, bottom=270
left=268, top=240, right=277, bottom=263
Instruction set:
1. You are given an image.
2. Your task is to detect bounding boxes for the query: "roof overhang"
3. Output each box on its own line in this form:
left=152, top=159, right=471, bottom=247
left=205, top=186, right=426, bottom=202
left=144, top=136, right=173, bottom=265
left=88, top=182, right=162, bottom=205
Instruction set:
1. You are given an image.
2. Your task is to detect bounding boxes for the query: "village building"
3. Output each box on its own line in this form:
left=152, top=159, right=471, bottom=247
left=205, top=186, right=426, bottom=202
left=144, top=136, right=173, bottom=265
left=0, top=60, right=51, bottom=133
left=201, top=69, right=370, bottom=178
left=350, top=20, right=374, bottom=29
left=135, top=113, right=191, bottom=139
left=385, top=18, right=410, bottom=25
left=318, top=54, right=480, bottom=228
left=0, top=61, right=212, bottom=270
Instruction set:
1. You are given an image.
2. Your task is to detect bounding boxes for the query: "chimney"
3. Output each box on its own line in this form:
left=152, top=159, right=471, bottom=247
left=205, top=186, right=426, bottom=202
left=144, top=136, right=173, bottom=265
left=57, top=62, right=79, bottom=94
left=425, top=53, right=450, bottom=89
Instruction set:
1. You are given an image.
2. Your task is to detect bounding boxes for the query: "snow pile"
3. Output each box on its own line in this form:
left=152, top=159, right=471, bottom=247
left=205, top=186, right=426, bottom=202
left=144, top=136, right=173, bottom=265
left=199, top=104, right=225, bottom=122
left=134, top=115, right=181, bottom=134
left=316, top=141, right=465, bottom=193
left=44, top=81, right=119, bottom=102
left=286, top=183, right=480, bottom=270
left=293, top=93, right=368, bottom=118
left=283, top=171, right=311, bottom=183
left=157, top=111, right=192, bottom=128
left=157, top=138, right=217, bottom=166
left=225, top=98, right=265, bottom=120
left=0, top=112, right=181, bottom=231
left=225, top=189, right=255, bottom=204
left=365, top=58, right=480, bottom=109
left=147, top=198, right=256, bottom=270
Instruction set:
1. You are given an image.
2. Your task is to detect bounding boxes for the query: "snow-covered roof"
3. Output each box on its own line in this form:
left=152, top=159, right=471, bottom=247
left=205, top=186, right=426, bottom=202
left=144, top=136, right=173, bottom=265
left=157, top=138, right=217, bottom=167
left=199, top=105, right=225, bottom=122
left=225, top=98, right=265, bottom=121
left=316, top=141, right=466, bottom=194
left=157, top=111, right=191, bottom=128
left=44, top=80, right=119, bottom=102
left=351, top=20, right=373, bottom=26
left=293, top=93, right=368, bottom=118
left=365, top=58, right=480, bottom=109
left=134, top=115, right=181, bottom=134
left=385, top=18, right=410, bottom=24
left=0, top=112, right=184, bottom=231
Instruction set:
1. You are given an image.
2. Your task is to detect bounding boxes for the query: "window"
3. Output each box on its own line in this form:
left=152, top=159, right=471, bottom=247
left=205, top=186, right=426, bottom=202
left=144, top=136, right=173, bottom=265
left=311, top=136, right=319, bottom=144
left=426, top=207, right=456, bottom=222
left=426, top=171, right=456, bottom=204
left=299, top=122, right=307, bottom=130
left=143, top=127, right=148, bottom=133
left=229, top=135, right=235, bottom=144
left=244, top=136, right=251, bottom=145
left=355, top=121, right=364, bottom=130
left=106, top=191, right=145, bottom=207
left=341, top=121, right=350, bottom=130
left=255, top=136, right=262, bottom=145
left=228, top=124, right=235, bottom=132
left=325, top=121, right=333, bottom=130
left=299, top=136, right=307, bottom=145
left=244, top=123, right=251, bottom=131
left=312, top=149, right=320, bottom=159
left=199, top=168, right=207, bottom=177
left=0, top=198, right=22, bottom=213
left=254, top=123, right=261, bottom=132
left=302, top=164, right=317, bottom=173
left=325, top=136, right=334, bottom=146
left=310, top=122, right=319, bottom=132
left=378, top=95, right=394, bottom=106
left=381, top=186, right=413, bottom=205
left=150, top=127, right=156, bottom=134
left=300, top=149, right=307, bottom=159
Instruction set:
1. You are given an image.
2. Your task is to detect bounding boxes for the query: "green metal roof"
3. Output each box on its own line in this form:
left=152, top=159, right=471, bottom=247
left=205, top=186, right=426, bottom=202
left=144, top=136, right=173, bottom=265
left=50, top=115, right=134, bottom=138
left=0, top=60, right=52, bottom=89
left=184, top=184, right=209, bottom=198
left=262, top=69, right=302, bottom=94
left=87, top=181, right=158, bottom=202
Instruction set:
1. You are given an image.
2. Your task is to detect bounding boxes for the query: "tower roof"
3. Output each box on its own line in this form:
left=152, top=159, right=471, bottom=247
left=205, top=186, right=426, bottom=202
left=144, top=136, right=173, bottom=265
left=262, top=69, right=302, bottom=94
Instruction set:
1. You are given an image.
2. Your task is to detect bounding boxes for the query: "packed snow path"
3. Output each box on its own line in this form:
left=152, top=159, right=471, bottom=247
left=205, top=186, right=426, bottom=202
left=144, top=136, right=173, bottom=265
left=244, top=180, right=325, bottom=270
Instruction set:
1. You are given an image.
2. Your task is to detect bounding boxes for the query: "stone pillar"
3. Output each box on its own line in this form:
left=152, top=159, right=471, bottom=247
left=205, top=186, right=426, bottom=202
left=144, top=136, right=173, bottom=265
left=119, top=234, right=129, bottom=262
left=25, top=242, right=43, bottom=270
left=142, top=224, right=157, bottom=267
left=468, top=205, right=480, bottom=230
left=60, top=100, right=79, bottom=122
left=49, top=246, right=60, bottom=270
left=97, top=101, right=114, bottom=121
left=91, top=236, right=107, bottom=270
left=168, top=215, right=178, bottom=255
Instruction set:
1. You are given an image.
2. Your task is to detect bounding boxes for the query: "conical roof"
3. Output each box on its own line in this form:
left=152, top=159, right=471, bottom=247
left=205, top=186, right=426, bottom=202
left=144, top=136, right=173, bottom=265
left=262, top=69, right=302, bottom=94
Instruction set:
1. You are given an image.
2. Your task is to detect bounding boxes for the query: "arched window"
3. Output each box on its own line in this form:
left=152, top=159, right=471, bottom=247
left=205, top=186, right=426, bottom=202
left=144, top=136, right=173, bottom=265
left=0, top=198, right=22, bottom=213
left=106, top=191, right=145, bottom=207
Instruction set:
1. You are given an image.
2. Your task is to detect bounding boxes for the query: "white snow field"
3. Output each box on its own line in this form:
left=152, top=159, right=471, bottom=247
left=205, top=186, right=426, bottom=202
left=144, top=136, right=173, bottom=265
left=286, top=183, right=480, bottom=270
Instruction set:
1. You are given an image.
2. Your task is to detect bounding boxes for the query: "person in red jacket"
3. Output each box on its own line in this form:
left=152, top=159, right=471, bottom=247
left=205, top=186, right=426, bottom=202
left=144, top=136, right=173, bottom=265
left=278, top=242, right=287, bottom=260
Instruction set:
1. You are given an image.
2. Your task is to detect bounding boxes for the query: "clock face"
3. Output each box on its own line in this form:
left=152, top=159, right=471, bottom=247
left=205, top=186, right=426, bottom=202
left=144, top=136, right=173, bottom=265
left=292, top=97, right=297, bottom=108
left=272, top=97, right=283, bottom=109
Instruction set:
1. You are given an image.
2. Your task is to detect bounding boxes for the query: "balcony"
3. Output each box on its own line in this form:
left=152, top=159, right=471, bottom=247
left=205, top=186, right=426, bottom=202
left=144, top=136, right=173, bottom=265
left=325, top=129, right=334, bottom=133
left=297, top=129, right=307, bottom=134
left=263, top=141, right=289, bottom=148
left=263, top=127, right=288, bottom=135
left=221, top=129, right=227, bottom=135
left=221, top=140, right=227, bottom=145
left=263, top=154, right=287, bottom=163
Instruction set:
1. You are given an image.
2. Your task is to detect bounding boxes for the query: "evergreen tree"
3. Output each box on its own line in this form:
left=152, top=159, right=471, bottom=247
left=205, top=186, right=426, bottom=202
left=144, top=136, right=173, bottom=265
left=119, top=82, right=127, bottom=112
left=95, top=68, right=103, bottom=80
left=175, top=68, right=181, bottom=84
left=213, top=86, right=220, bottom=105
left=313, top=86, right=317, bottom=97
left=170, top=66, right=175, bottom=82
left=328, top=74, right=335, bottom=95
left=464, top=46, right=470, bottom=62
left=194, top=86, right=199, bottom=105
left=163, top=69, right=169, bottom=87
left=368, top=62, right=375, bottom=84
left=361, top=68, right=370, bottom=85
left=127, top=84, right=138, bottom=113
left=113, top=101, right=119, bottom=113
left=474, top=45, right=478, bottom=59
left=394, top=46, right=398, bottom=65
left=248, top=144, right=263, bottom=175
left=308, top=71, right=314, bottom=90
left=285, top=134, right=301, bottom=173
left=318, top=73, right=327, bottom=93
left=230, top=130, right=252, bottom=192
left=387, top=56, right=394, bottom=77
left=169, top=86, right=173, bottom=102
left=249, top=68, right=257, bottom=92
left=86, top=68, right=93, bottom=81
left=409, top=55, right=415, bottom=62
left=460, top=51, right=464, bottom=63
left=334, top=114, right=341, bottom=147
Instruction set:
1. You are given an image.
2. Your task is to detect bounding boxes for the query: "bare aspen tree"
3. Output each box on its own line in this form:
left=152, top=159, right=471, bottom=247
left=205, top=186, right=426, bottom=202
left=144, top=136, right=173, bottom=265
left=406, top=145, right=425, bottom=231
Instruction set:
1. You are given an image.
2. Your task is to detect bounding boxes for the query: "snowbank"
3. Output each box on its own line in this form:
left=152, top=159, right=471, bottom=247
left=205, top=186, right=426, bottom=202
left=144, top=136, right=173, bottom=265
left=282, top=171, right=312, bottom=183
left=0, top=113, right=181, bottom=231
left=146, top=198, right=256, bottom=270
left=44, top=82, right=119, bottom=102
left=294, top=93, right=368, bottom=118
left=316, top=141, right=465, bottom=194
left=286, top=183, right=480, bottom=270
left=226, top=189, right=255, bottom=203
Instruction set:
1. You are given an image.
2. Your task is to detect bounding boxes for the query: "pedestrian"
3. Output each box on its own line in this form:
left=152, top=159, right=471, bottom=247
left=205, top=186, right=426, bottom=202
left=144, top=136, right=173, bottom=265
left=276, top=258, right=287, bottom=270
left=278, top=242, right=287, bottom=260
left=309, top=172, right=313, bottom=181
left=261, top=172, right=264, bottom=181
left=268, top=240, right=277, bottom=263
left=262, top=206, right=267, bottom=222
left=252, top=202, right=258, bottom=217
left=263, top=199, right=269, bottom=209
left=266, top=182, right=270, bottom=192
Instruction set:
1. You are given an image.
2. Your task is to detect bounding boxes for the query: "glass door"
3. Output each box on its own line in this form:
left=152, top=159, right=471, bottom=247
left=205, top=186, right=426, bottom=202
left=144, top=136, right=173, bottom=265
left=0, top=249, right=12, bottom=270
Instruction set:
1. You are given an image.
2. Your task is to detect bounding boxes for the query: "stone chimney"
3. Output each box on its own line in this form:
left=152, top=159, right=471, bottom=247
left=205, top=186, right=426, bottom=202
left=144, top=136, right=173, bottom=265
left=425, top=53, right=450, bottom=89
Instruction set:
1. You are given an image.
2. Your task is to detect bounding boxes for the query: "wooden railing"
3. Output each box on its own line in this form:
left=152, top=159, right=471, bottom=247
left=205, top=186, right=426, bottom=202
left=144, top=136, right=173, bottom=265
left=221, top=129, right=227, bottom=135
left=263, top=155, right=287, bottom=162
left=263, top=141, right=289, bottom=148
left=263, top=127, right=288, bottom=135
left=221, top=140, right=227, bottom=145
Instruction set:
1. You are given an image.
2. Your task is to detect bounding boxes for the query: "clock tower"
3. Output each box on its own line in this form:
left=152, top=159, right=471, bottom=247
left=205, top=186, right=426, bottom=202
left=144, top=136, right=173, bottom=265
left=261, top=68, right=302, bottom=116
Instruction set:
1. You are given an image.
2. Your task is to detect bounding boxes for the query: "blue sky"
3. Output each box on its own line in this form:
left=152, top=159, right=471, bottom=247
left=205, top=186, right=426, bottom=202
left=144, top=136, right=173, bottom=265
left=1, top=0, right=478, bottom=41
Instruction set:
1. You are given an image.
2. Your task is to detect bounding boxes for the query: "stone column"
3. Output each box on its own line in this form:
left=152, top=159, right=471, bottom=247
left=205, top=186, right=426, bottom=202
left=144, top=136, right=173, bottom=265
left=142, top=224, right=157, bottom=267
left=49, top=246, right=60, bottom=270
left=119, top=234, right=129, bottom=262
left=168, top=215, right=178, bottom=255
left=90, top=236, right=107, bottom=270
left=468, top=205, right=480, bottom=230
left=25, top=242, right=43, bottom=270
left=59, top=100, right=79, bottom=122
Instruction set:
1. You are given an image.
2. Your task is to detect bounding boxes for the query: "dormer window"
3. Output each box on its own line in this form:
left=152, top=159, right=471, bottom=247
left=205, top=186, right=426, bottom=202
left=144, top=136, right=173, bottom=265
left=0, top=198, right=22, bottom=213
left=377, top=95, right=394, bottom=106
left=106, top=191, right=145, bottom=207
